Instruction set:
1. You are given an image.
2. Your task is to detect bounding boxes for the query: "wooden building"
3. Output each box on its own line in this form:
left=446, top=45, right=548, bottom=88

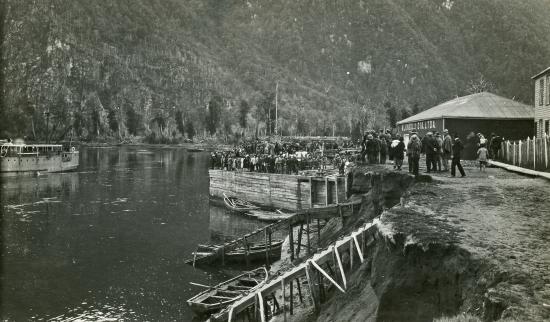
left=532, top=67, right=550, bottom=137
left=396, top=92, right=534, bottom=159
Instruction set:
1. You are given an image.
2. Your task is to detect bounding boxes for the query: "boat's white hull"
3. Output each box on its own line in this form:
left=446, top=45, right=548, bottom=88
left=1, top=151, right=79, bottom=174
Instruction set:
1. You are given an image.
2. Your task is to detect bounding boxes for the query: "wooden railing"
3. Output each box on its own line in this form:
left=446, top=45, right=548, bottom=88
left=211, top=221, right=377, bottom=322
left=498, top=135, right=550, bottom=171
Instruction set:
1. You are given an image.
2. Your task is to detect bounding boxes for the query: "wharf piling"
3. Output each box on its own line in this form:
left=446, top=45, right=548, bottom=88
left=187, top=201, right=361, bottom=266
left=211, top=222, right=377, bottom=322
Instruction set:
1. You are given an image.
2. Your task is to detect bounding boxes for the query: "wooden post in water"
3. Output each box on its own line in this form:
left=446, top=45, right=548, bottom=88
left=306, top=212, right=311, bottom=256
left=244, top=236, right=250, bottom=267
left=309, top=177, right=314, bottom=208
left=289, top=279, right=294, bottom=315
left=221, top=245, right=225, bottom=266
left=268, top=228, right=272, bottom=265
left=325, top=177, right=329, bottom=206
left=264, top=228, right=270, bottom=267
left=317, top=219, right=321, bottom=249
left=289, top=223, right=295, bottom=261
left=335, top=177, right=339, bottom=204
left=296, top=224, right=303, bottom=257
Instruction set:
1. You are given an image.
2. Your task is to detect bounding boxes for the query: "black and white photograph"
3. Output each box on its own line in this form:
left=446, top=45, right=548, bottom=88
left=1, top=1, right=550, bottom=321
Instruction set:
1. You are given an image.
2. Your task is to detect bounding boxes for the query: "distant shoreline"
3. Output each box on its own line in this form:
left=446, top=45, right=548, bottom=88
left=78, top=141, right=231, bottom=151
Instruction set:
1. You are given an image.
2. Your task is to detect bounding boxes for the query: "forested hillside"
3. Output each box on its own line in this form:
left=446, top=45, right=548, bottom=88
left=1, top=0, right=550, bottom=142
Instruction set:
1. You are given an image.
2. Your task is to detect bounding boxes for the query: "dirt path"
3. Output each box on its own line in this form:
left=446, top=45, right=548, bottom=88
left=409, top=166, right=550, bottom=320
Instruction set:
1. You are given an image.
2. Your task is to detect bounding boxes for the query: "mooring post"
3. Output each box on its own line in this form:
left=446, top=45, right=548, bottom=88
left=264, top=228, right=270, bottom=267
left=289, top=223, right=295, bottom=261
left=309, top=177, right=314, bottom=208
left=306, top=212, right=311, bottom=256
left=335, top=177, right=339, bottom=204
left=296, top=224, right=303, bottom=257
left=289, top=279, right=294, bottom=315
left=268, top=228, right=272, bottom=266
left=221, top=245, right=225, bottom=266
left=317, top=219, right=321, bottom=250
left=244, top=236, right=250, bottom=267
left=325, top=177, right=329, bottom=206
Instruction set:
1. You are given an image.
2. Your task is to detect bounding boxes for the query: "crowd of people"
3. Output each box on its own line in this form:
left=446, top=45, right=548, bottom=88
left=210, top=139, right=357, bottom=175
left=210, top=130, right=505, bottom=177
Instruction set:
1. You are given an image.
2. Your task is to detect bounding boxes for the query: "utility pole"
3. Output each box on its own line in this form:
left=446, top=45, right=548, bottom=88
left=275, top=81, right=278, bottom=136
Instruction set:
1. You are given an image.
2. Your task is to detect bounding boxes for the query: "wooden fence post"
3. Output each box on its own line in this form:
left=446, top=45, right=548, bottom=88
left=519, top=140, right=522, bottom=166
left=533, top=136, right=536, bottom=170
left=545, top=135, right=549, bottom=169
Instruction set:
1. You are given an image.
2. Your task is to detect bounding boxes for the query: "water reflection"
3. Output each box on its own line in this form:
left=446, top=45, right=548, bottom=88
left=208, top=205, right=287, bottom=244
left=1, top=146, right=284, bottom=321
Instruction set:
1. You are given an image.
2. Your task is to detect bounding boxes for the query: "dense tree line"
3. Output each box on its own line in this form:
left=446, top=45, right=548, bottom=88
left=1, top=0, right=550, bottom=142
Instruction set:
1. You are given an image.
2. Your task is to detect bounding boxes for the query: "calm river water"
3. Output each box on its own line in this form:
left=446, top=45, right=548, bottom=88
left=1, top=146, right=269, bottom=321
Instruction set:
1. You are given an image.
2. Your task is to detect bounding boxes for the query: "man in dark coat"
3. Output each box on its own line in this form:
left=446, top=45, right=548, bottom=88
left=422, top=132, right=437, bottom=173
left=451, top=135, right=466, bottom=177
left=365, top=134, right=379, bottom=164
left=378, top=135, right=388, bottom=164
left=393, top=137, right=406, bottom=170
left=407, top=133, right=422, bottom=176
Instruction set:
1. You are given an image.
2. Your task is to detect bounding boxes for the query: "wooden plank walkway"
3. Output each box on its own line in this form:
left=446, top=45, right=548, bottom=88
left=187, top=200, right=362, bottom=266
left=489, top=160, right=550, bottom=181
left=211, top=221, right=377, bottom=322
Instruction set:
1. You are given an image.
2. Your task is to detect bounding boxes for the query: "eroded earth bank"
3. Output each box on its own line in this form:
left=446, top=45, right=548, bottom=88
left=284, top=166, right=550, bottom=322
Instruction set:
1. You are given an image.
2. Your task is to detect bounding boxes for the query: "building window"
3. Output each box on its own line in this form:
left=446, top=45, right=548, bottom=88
left=539, top=77, right=544, bottom=106
left=539, top=119, right=543, bottom=136
left=546, top=120, right=550, bottom=136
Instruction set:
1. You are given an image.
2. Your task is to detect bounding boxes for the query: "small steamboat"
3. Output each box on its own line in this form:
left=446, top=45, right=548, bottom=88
left=1, top=142, right=79, bottom=174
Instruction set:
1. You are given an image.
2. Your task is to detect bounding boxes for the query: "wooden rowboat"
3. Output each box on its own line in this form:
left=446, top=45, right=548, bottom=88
left=185, top=240, right=284, bottom=266
left=223, top=193, right=259, bottom=211
left=187, top=267, right=268, bottom=316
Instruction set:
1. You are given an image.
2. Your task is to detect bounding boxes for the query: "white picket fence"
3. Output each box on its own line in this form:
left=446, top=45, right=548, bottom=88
left=499, top=135, right=550, bottom=171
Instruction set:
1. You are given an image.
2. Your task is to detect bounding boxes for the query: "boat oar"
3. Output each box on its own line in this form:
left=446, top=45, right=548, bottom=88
left=189, top=282, right=212, bottom=288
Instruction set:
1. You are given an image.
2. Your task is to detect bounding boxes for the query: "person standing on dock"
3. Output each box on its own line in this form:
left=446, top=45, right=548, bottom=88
left=407, top=132, right=422, bottom=176
left=435, top=132, right=443, bottom=172
left=442, top=129, right=452, bottom=172
left=394, top=137, right=405, bottom=170
left=379, top=134, right=388, bottom=164
left=423, top=132, right=437, bottom=173
left=451, top=135, right=466, bottom=177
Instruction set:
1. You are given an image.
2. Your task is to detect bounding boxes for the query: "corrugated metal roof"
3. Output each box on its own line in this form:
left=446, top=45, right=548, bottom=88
left=397, top=92, right=534, bottom=125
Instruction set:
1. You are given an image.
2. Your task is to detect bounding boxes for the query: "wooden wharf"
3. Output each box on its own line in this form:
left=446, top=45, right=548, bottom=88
left=188, top=200, right=362, bottom=267
left=210, top=221, right=377, bottom=322
left=209, top=170, right=348, bottom=211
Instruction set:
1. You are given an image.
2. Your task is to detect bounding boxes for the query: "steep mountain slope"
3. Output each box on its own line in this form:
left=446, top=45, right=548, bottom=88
left=1, top=0, right=549, bottom=141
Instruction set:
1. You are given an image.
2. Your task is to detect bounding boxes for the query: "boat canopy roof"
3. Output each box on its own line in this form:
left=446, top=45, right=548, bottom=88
left=2, top=144, right=63, bottom=148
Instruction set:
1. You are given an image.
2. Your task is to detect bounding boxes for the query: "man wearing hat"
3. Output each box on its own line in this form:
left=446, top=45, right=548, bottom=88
left=442, top=129, right=452, bottom=171
left=422, top=132, right=437, bottom=173
left=407, top=130, right=417, bottom=173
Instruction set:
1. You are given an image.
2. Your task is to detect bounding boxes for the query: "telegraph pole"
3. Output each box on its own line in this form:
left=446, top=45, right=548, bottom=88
left=275, top=81, right=278, bottom=135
